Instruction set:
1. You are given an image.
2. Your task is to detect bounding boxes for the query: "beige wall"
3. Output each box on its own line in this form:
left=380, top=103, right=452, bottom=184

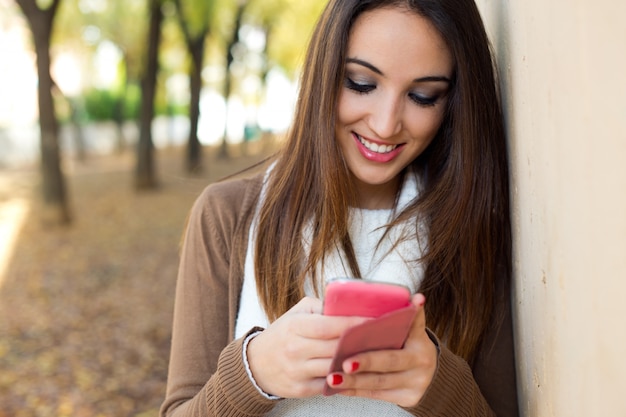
left=474, top=0, right=626, bottom=415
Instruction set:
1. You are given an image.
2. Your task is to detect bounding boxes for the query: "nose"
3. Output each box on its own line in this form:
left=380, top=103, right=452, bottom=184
left=369, top=95, right=403, bottom=139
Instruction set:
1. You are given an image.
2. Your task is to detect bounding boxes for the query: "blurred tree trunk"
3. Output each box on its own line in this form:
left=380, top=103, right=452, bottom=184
left=218, top=0, right=247, bottom=159
left=185, top=36, right=205, bottom=173
left=135, top=0, right=163, bottom=190
left=15, top=0, right=71, bottom=225
left=173, top=0, right=207, bottom=174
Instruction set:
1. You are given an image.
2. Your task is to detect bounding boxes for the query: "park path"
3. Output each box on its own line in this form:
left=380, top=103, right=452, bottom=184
left=0, top=143, right=274, bottom=417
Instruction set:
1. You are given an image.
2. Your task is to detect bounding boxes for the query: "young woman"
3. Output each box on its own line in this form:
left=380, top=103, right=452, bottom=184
left=160, top=0, right=518, bottom=416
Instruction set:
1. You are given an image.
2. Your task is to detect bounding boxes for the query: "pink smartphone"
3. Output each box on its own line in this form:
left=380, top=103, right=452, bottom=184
left=322, top=278, right=417, bottom=396
left=323, top=278, right=412, bottom=317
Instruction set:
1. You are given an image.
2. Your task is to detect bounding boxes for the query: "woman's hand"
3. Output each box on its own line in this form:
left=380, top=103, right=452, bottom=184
left=246, top=297, right=369, bottom=398
left=325, top=293, right=438, bottom=408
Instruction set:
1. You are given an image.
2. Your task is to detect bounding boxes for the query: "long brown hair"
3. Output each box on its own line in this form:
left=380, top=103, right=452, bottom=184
left=254, top=0, right=511, bottom=363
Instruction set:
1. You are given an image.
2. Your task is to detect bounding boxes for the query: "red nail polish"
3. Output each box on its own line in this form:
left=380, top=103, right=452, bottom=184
left=331, top=374, right=343, bottom=385
left=351, top=361, right=360, bottom=372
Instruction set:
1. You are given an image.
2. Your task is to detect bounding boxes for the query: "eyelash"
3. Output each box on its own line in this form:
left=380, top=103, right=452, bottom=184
left=344, top=77, right=439, bottom=107
left=345, top=77, right=375, bottom=94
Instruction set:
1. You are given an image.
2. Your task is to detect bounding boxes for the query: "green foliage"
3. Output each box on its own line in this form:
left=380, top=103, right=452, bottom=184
left=246, top=0, right=327, bottom=77
left=81, top=84, right=187, bottom=121
left=28, top=0, right=328, bottom=121
left=83, top=89, right=118, bottom=121
left=54, top=0, right=149, bottom=83
left=177, top=0, right=218, bottom=39
left=82, top=85, right=141, bottom=122
left=35, top=0, right=54, bottom=9
left=123, top=84, right=142, bottom=119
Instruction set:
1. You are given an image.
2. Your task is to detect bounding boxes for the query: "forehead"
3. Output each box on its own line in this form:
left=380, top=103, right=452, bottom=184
left=347, top=6, right=453, bottom=77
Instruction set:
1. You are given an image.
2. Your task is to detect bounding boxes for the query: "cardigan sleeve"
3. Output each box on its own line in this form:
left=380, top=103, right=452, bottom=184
left=401, top=336, right=498, bottom=417
left=160, top=179, right=277, bottom=417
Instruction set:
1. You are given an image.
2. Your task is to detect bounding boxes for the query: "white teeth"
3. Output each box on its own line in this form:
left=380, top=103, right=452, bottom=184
left=357, top=135, right=397, bottom=154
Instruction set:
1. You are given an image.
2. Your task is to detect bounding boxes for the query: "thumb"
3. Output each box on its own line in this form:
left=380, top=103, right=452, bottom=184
left=410, top=293, right=427, bottom=329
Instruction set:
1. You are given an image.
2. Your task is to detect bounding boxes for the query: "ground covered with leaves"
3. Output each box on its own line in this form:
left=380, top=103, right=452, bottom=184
left=0, top=143, right=274, bottom=417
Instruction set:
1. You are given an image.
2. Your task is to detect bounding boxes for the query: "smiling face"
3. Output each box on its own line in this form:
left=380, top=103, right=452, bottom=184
left=335, top=6, right=453, bottom=209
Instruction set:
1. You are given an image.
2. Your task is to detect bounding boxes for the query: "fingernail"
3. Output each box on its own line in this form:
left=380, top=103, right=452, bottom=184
left=417, top=294, right=426, bottom=307
left=350, top=361, right=360, bottom=372
left=331, top=374, right=343, bottom=386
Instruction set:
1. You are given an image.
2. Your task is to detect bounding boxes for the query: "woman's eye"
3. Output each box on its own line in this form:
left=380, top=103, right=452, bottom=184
left=409, top=92, right=439, bottom=107
left=345, top=77, right=375, bottom=94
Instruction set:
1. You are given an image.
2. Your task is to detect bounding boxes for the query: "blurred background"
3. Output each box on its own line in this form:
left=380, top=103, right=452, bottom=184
left=0, top=0, right=326, bottom=415
left=0, top=0, right=327, bottom=173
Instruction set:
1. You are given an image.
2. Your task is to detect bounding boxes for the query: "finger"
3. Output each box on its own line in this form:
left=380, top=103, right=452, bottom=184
left=342, top=348, right=409, bottom=374
left=283, top=336, right=342, bottom=362
left=338, top=367, right=434, bottom=391
left=294, top=314, right=370, bottom=340
left=302, top=358, right=337, bottom=378
left=328, top=370, right=402, bottom=392
left=328, top=371, right=428, bottom=407
left=342, top=346, right=435, bottom=376
left=288, top=296, right=324, bottom=315
left=293, top=377, right=328, bottom=398
left=343, top=332, right=436, bottom=376
left=410, top=293, right=427, bottom=329
left=402, top=294, right=430, bottom=347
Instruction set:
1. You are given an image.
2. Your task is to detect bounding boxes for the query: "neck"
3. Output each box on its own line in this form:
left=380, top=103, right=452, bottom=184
left=352, top=176, right=401, bottom=210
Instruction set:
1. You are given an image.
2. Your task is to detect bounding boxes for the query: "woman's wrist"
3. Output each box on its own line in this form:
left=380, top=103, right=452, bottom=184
left=242, top=329, right=283, bottom=400
left=211, top=328, right=278, bottom=416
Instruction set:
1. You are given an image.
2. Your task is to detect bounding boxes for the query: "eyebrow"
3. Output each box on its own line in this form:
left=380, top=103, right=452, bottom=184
left=346, top=57, right=451, bottom=84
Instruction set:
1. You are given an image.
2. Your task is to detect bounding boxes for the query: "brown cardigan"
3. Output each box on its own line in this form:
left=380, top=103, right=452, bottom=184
left=160, top=171, right=519, bottom=417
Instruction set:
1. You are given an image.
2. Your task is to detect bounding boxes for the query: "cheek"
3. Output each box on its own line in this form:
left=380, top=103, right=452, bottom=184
left=336, top=91, right=349, bottom=126
left=336, top=93, right=367, bottom=127
left=406, top=108, right=446, bottom=141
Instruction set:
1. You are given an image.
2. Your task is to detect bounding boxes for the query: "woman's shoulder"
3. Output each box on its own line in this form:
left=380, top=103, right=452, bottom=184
left=196, top=168, right=265, bottom=215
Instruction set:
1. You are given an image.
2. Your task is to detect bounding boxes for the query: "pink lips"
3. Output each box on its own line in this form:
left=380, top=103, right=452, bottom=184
left=353, top=133, right=404, bottom=163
